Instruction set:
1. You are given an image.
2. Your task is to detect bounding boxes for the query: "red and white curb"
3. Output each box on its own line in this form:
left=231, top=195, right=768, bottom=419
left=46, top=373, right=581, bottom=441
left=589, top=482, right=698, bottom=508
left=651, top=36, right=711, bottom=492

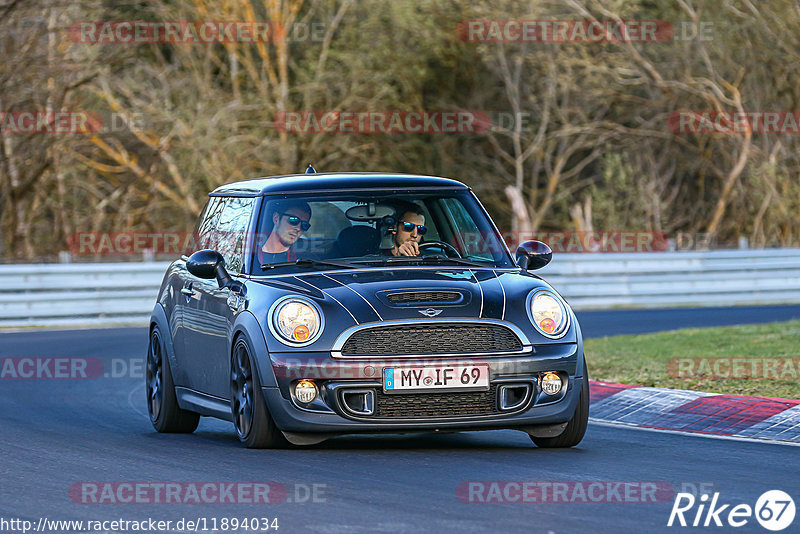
left=588, top=380, right=800, bottom=443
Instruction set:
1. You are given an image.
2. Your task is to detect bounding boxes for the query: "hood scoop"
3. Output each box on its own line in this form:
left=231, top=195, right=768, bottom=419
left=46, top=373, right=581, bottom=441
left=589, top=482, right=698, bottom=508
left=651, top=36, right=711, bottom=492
left=380, top=290, right=467, bottom=307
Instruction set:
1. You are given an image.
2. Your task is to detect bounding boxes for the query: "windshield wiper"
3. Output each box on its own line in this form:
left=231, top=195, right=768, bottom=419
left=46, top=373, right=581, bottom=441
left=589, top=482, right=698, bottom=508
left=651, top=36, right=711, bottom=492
left=261, top=258, right=358, bottom=270
left=377, top=255, right=490, bottom=268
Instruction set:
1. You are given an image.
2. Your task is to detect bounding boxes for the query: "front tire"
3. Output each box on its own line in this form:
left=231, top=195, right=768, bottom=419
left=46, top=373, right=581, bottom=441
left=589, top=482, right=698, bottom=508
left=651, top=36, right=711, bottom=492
left=531, top=373, right=589, bottom=448
left=146, top=326, right=200, bottom=433
left=230, top=337, right=287, bottom=449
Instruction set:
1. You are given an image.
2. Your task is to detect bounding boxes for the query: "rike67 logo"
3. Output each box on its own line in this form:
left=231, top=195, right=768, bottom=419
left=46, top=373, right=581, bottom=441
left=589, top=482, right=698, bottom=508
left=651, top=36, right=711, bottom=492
left=668, top=490, right=795, bottom=531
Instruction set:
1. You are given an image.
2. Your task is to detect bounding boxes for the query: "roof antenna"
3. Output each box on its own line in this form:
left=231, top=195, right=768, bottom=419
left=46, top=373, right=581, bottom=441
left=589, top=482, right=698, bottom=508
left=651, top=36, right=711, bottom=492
left=305, top=164, right=317, bottom=174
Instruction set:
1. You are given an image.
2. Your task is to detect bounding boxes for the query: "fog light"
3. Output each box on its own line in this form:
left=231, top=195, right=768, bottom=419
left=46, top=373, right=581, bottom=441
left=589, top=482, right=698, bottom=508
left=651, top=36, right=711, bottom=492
left=541, top=372, right=562, bottom=396
left=294, top=379, right=317, bottom=404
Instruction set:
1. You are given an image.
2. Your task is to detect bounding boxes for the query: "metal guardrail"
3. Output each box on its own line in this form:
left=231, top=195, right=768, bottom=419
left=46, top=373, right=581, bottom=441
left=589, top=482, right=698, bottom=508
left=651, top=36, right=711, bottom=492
left=0, top=262, right=169, bottom=327
left=538, top=248, right=800, bottom=309
left=0, top=249, right=798, bottom=327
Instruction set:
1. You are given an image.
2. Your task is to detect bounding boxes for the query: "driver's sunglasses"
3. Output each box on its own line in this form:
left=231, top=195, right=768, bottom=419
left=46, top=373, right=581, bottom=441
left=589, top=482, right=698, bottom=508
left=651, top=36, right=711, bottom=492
left=400, top=221, right=427, bottom=235
left=279, top=213, right=311, bottom=231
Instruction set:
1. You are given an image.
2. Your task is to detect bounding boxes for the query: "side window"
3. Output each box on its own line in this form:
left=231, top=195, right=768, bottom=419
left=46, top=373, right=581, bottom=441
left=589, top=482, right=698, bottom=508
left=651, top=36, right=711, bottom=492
left=214, top=197, right=256, bottom=273
left=195, top=197, right=224, bottom=251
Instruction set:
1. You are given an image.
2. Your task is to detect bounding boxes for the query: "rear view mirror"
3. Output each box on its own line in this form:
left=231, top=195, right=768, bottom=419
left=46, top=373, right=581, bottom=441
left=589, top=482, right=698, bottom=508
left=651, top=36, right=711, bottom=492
left=187, top=249, right=237, bottom=290
left=515, top=241, right=552, bottom=270
left=345, top=203, right=395, bottom=221
left=187, top=249, right=223, bottom=279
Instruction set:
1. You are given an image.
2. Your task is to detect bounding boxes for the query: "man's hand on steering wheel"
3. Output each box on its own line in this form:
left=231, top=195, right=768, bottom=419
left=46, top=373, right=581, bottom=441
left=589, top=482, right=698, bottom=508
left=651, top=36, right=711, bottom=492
left=418, top=240, right=462, bottom=258
left=396, top=241, right=420, bottom=256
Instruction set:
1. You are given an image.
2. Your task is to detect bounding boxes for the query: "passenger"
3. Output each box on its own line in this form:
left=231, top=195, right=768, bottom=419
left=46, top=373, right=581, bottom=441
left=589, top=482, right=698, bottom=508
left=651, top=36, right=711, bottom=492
left=259, top=200, right=312, bottom=264
left=389, top=205, right=427, bottom=256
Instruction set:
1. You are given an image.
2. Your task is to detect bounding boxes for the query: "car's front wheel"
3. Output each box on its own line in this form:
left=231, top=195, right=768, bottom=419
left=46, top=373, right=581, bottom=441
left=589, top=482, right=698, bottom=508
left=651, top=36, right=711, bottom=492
left=230, top=336, right=287, bottom=449
left=146, top=326, right=200, bottom=433
left=530, top=372, right=589, bottom=448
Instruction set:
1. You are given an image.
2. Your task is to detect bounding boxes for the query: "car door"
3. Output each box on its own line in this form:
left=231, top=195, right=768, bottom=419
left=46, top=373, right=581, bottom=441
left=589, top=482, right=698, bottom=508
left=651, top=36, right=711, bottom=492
left=183, top=196, right=256, bottom=399
left=169, top=197, right=220, bottom=388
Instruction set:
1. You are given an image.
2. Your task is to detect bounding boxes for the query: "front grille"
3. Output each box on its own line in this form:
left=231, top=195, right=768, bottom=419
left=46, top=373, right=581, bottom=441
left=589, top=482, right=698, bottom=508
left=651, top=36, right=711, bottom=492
left=340, top=323, right=523, bottom=356
left=387, top=291, right=461, bottom=304
left=372, top=385, right=500, bottom=418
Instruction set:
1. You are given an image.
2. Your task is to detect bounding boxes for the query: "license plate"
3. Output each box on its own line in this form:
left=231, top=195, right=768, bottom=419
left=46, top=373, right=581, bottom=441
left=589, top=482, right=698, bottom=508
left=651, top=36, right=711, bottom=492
left=383, top=364, right=490, bottom=393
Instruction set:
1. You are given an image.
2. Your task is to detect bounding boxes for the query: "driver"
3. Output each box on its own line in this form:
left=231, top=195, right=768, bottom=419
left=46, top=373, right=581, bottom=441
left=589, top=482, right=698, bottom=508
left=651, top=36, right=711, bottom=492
left=389, top=205, right=426, bottom=256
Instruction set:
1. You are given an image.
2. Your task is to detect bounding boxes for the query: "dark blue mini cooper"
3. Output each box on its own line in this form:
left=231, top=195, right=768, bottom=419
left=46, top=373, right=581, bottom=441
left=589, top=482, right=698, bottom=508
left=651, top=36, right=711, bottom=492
left=147, top=171, right=589, bottom=448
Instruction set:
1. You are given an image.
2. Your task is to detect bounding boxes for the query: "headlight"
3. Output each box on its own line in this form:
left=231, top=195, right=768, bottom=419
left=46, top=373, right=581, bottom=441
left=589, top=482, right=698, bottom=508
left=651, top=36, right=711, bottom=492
left=529, top=290, right=569, bottom=338
left=270, top=297, right=323, bottom=345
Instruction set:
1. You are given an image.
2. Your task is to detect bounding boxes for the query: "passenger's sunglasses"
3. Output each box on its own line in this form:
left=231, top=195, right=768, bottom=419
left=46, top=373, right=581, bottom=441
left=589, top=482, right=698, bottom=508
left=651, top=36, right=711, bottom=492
left=279, top=213, right=311, bottom=231
left=400, top=221, right=427, bottom=235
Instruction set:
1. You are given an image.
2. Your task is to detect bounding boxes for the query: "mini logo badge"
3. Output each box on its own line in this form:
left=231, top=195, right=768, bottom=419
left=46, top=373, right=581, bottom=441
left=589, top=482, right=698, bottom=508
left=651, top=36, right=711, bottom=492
left=419, top=308, right=443, bottom=317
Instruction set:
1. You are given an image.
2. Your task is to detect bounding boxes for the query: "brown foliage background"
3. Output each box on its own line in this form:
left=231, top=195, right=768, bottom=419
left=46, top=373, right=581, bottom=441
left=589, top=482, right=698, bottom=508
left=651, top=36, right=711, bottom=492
left=1, top=0, right=798, bottom=261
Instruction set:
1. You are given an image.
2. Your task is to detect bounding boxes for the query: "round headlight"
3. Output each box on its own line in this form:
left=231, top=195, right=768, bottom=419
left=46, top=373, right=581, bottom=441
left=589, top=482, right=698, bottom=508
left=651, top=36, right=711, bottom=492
left=529, top=290, right=569, bottom=338
left=271, top=297, right=322, bottom=345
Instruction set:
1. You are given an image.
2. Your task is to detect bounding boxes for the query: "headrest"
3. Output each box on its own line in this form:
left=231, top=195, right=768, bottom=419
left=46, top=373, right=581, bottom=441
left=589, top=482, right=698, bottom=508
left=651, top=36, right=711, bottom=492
left=335, top=225, right=381, bottom=257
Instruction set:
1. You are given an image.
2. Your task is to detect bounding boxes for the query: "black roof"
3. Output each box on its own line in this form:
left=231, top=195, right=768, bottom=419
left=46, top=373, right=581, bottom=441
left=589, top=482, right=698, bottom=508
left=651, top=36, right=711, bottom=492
left=209, top=172, right=469, bottom=197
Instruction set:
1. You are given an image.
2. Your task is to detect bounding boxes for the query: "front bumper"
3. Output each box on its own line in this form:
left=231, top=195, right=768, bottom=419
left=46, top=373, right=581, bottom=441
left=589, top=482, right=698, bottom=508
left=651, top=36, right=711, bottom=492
left=264, top=342, right=584, bottom=433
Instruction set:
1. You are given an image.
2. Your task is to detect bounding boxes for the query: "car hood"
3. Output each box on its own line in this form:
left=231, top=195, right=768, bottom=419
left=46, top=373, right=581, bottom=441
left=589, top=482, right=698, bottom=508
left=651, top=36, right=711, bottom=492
left=296, top=268, right=505, bottom=322
left=248, top=267, right=576, bottom=351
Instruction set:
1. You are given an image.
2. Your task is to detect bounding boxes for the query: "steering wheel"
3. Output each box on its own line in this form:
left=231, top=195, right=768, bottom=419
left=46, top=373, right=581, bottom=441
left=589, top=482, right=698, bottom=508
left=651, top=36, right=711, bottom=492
left=418, top=240, right=462, bottom=258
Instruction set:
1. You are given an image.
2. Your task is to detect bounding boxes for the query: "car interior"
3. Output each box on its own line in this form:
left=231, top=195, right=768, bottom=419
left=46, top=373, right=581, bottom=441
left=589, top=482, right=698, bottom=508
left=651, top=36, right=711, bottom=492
left=256, top=197, right=456, bottom=262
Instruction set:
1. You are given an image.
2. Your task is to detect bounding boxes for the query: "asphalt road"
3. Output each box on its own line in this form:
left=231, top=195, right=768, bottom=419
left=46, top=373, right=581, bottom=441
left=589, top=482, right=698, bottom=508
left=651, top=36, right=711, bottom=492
left=2, top=305, right=799, bottom=534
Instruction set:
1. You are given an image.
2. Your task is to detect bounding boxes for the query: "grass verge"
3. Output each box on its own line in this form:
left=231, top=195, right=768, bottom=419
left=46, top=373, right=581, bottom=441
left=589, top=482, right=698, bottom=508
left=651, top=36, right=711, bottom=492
left=584, top=320, right=800, bottom=399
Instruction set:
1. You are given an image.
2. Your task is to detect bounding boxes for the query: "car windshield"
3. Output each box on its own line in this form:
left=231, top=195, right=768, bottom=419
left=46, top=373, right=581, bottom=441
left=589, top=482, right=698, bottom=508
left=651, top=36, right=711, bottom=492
left=249, top=190, right=513, bottom=274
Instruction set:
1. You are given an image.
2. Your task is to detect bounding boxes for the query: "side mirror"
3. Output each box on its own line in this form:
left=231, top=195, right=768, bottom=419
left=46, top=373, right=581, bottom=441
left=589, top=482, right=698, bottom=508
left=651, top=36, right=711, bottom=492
left=187, top=249, right=234, bottom=289
left=515, top=240, right=552, bottom=270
